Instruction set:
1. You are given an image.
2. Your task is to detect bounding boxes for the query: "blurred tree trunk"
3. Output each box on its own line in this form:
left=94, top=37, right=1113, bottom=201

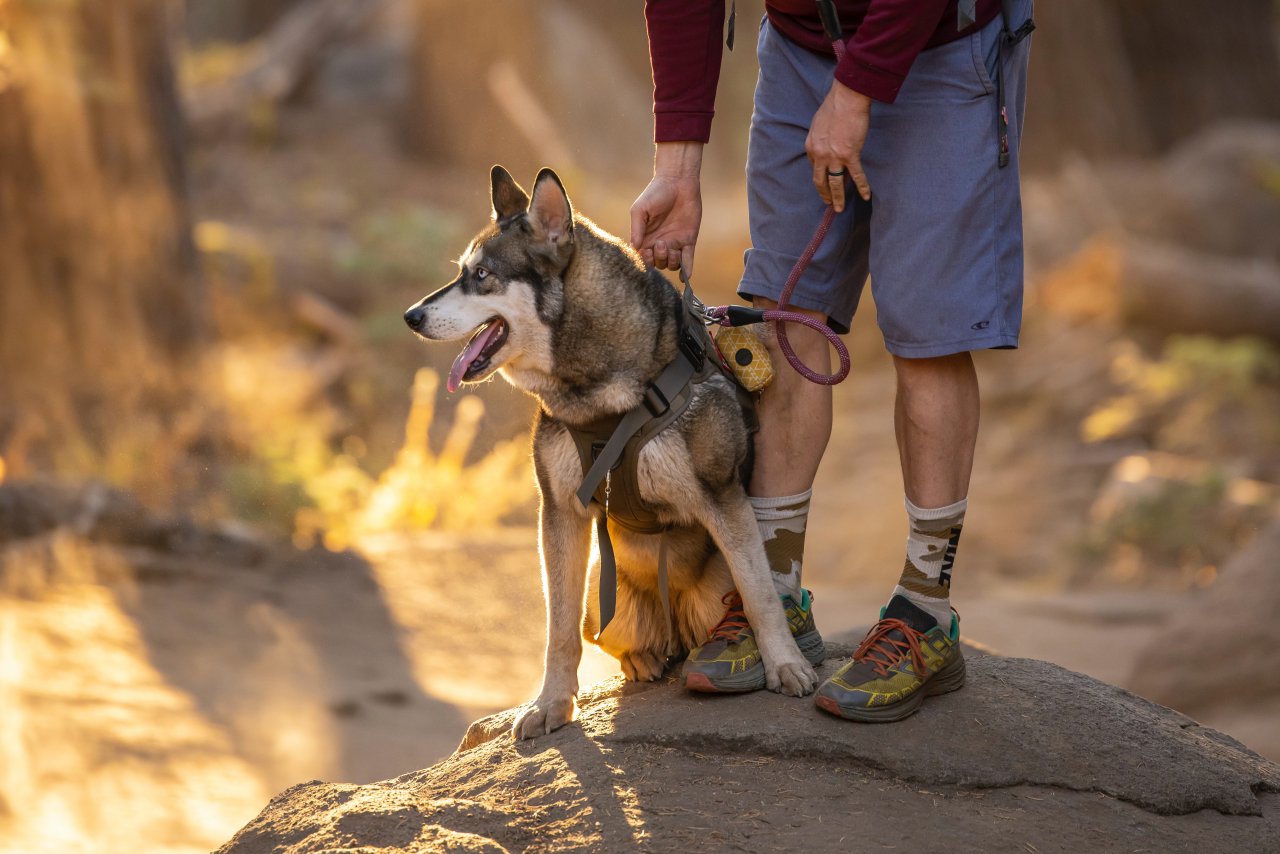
left=1112, top=0, right=1280, bottom=151
left=184, top=0, right=304, bottom=46
left=1024, top=0, right=1280, bottom=171
left=0, top=0, right=203, bottom=492
left=403, top=0, right=653, bottom=183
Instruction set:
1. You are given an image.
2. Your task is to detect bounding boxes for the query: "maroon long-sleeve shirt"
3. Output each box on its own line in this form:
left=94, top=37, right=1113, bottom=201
left=645, top=0, right=1001, bottom=142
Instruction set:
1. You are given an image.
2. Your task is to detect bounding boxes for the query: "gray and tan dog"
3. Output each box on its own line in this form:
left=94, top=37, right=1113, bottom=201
left=404, top=167, right=817, bottom=739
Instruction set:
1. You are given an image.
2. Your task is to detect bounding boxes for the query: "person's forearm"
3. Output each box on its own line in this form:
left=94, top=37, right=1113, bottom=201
left=654, top=141, right=704, bottom=179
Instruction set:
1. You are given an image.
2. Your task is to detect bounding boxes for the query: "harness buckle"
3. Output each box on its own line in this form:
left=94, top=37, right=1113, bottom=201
left=642, top=384, right=670, bottom=417
left=679, top=327, right=706, bottom=369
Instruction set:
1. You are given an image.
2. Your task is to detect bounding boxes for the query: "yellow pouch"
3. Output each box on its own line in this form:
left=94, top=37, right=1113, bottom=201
left=715, top=325, right=774, bottom=392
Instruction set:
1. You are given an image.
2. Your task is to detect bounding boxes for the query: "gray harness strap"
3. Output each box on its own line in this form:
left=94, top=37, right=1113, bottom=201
left=567, top=285, right=750, bottom=641
left=574, top=342, right=702, bottom=512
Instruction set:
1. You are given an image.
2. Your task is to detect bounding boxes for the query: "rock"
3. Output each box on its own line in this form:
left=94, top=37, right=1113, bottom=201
left=1129, top=518, right=1280, bottom=714
left=218, top=648, right=1280, bottom=852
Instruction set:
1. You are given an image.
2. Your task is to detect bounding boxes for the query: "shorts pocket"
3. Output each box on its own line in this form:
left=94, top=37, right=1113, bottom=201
left=970, top=28, right=996, bottom=96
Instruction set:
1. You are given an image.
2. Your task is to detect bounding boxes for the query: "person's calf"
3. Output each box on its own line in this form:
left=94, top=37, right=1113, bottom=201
left=749, top=298, right=833, bottom=498
left=892, top=351, right=978, bottom=508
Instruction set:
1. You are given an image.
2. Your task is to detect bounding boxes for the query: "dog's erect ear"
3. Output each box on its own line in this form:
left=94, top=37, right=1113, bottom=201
left=491, top=165, right=530, bottom=221
left=528, top=168, right=573, bottom=250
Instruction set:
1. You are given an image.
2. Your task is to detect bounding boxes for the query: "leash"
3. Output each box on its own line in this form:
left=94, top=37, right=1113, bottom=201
left=696, top=3, right=852, bottom=387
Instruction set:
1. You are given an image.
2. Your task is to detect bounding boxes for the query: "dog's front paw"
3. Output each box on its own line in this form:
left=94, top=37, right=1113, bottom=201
left=764, top=656, right=818, bottom=697
left=512, top=695, right=576, bottom=740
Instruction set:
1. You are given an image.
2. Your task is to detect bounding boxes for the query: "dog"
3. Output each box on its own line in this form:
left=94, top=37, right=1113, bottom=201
left=404, top=166, right=818, bottom=739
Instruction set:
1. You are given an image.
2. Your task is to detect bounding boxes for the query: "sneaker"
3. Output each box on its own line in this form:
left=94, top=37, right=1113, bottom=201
left=814, top=595, right=965, bottom=722
left=683, top=588, right=826, bottom=693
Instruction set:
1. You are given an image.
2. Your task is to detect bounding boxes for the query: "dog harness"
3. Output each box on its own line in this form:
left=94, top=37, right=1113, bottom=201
left=566, top=285, right=755, bottom=639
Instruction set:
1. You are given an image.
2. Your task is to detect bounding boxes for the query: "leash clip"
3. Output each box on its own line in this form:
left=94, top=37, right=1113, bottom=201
left=680, top=271, right=721, bottom=326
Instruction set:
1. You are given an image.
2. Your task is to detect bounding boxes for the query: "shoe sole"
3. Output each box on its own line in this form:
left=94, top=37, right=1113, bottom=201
left=683, top=629, right=827, bottom=694
left=814, top=654, right=966, bottom=722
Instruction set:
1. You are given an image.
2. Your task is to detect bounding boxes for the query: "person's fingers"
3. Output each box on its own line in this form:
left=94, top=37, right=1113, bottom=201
left=665, top=247, right=682, bottom=272
left=653, top=240, right=671, bottom=270
left=629, top=204, right=647, bottom=248
left=680, top=243, right=696, bottom=279
left=850, top=156, right=871, bottom=202
left=811, top=161, right=832, bottom=206
left=828, top=168, right=846, bottom=213
left=642, top=248, right=654, bottom=267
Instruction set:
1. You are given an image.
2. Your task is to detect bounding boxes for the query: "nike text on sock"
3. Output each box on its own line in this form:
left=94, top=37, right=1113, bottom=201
left=891, top=496, right=966, bottom=630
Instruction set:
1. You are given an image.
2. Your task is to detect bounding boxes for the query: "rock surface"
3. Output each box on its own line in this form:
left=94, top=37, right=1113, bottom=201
left=1128, top=519, right=1280, bottom=759
left=219, top=646, right=1280, bottom=852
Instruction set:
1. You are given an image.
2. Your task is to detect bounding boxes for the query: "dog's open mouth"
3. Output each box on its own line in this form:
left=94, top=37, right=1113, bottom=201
left=447, top=317, right=509, bottom=392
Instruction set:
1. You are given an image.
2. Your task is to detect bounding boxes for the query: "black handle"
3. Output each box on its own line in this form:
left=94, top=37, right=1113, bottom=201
left=815, top=0, right=843, bottom=41
left=725, top=305, right=767, bottom=327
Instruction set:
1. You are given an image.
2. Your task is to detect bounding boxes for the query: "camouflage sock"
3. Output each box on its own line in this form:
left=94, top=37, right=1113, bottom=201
left=891, top=496, right=967, bottom=630
left=750, top=490, right=811, bottom=601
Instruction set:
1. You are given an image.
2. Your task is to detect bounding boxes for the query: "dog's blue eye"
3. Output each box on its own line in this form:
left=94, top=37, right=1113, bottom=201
left=475, top=266, right=490, bottom=280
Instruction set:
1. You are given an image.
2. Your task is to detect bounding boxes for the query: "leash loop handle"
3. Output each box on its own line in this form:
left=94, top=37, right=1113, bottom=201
left=765, top=310, right=850, bottom=385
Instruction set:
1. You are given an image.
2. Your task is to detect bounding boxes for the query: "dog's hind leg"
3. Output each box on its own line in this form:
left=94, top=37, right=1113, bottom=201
left=671, top=550, right=736, bottom=652
left=591, top=554, right=680, bottom=682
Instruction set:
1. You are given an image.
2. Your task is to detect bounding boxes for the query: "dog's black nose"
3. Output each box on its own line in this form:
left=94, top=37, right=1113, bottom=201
left=404, top=306, right=425, bottom=330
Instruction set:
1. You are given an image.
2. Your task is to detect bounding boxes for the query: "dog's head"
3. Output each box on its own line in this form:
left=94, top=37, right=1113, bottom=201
left=404, top=166, right=574, bottom=392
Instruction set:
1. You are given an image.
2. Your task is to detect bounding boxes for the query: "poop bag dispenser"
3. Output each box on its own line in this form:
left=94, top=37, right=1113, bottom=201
left=715, top=325, right=774, bottom=392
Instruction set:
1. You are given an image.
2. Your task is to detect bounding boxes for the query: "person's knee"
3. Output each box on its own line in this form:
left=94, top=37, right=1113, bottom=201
left=892, top=351, right=974, bottom=381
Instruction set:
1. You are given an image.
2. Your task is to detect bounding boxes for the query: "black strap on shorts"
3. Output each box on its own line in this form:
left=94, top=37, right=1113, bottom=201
left=996, top=0, right=1035, bottom=167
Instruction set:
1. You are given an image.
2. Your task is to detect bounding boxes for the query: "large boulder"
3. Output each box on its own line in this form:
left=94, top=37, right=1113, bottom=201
left=218, top=646, right=1280, bottom=852
left=1128, top=519, right=1280, bottom=757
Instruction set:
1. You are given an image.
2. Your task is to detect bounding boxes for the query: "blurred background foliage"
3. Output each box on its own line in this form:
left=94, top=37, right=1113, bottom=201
left=3, top=0, right=1279, bottom=547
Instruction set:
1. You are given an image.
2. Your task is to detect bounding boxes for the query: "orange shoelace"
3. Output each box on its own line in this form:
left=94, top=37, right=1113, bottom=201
left=853, top=618, right=929, bottom=679
left=708, top=591, right=751, bottom=642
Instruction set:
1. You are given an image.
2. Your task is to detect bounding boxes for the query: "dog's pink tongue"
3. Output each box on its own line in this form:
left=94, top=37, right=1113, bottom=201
left=447, top=321, right=501, bottom=392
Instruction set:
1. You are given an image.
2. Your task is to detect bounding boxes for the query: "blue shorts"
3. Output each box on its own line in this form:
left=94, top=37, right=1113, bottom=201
left=738, top=5, right=1033, bottom=357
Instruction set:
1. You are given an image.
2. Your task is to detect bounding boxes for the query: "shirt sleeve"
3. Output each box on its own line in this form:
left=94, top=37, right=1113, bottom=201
left=644, top=0, right=726, bottom=143
left=834, top=0, right=952, bottom=103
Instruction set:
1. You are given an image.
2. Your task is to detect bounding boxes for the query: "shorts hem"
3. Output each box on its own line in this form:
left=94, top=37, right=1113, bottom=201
left=882, top=333, right=1019, bottom=359
left=737, top=279, right=852, bottom=334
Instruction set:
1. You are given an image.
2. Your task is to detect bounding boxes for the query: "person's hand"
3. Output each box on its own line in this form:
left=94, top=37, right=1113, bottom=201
left=630, top=141, right=704, bottom=276
left=805, top=80, right=872, bottom=212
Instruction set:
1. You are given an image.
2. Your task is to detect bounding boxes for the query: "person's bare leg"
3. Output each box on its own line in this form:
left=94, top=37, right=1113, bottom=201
left=893, top=352, right=979, bottom=508
left=750, top=298, right=833, bottom=498
left=887, top=351, right=979, bottom=629
left=745, top=298, right=833, bottom=604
